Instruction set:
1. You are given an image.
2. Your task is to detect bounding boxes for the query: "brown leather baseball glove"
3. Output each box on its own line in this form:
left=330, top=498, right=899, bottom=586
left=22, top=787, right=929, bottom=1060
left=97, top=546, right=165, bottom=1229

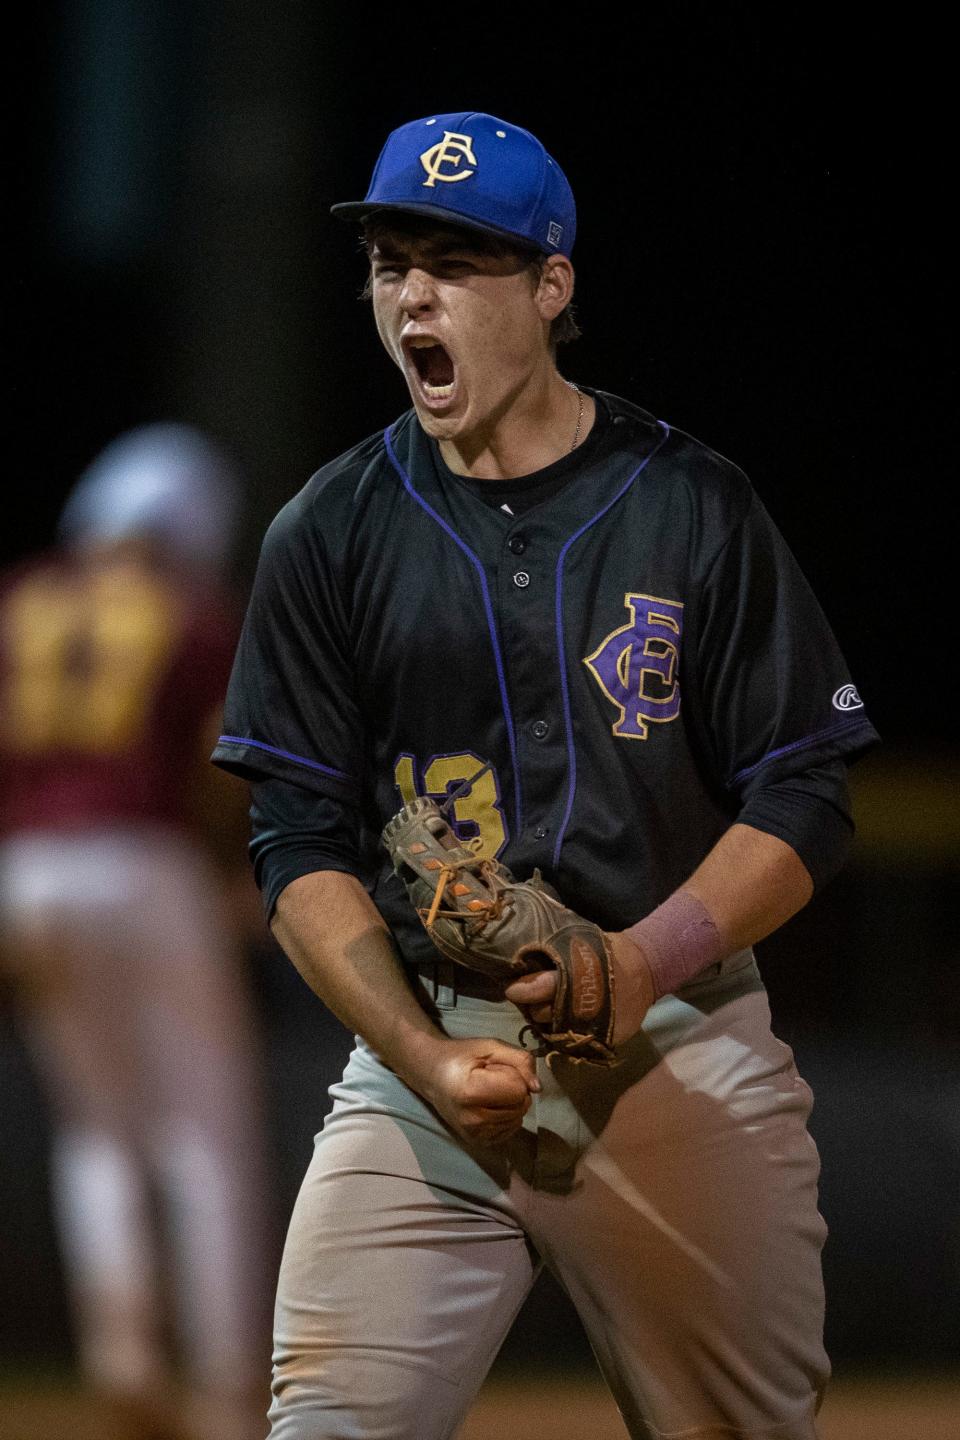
left=382, top=796, right=618, bottom=1066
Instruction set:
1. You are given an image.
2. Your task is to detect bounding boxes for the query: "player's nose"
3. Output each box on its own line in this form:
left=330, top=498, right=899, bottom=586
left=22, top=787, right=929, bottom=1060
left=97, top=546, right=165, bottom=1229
left=398, top=267, right=437, bottom=315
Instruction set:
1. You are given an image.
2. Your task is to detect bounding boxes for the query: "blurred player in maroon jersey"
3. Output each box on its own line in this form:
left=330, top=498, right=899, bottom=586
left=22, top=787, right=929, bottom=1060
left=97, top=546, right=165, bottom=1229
left=0, top=425, right=273, bottom=1440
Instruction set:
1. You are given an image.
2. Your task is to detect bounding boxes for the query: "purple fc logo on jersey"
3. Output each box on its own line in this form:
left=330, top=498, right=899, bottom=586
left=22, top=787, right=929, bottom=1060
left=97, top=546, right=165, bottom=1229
left=584, top=592, right=684, bottom=740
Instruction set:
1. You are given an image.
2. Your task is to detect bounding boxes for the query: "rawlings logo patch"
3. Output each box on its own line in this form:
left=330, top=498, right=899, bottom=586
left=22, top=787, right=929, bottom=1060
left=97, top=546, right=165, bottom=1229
left=832, top=684, right=863, bottom=711
left=584, top=592, right=685, bottom=740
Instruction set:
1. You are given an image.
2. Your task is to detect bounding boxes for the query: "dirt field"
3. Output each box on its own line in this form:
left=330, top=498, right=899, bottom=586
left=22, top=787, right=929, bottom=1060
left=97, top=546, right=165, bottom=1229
left=2, top=1372, right=958, bottom=1440
left=458, top=1373, right=960, bottom=1439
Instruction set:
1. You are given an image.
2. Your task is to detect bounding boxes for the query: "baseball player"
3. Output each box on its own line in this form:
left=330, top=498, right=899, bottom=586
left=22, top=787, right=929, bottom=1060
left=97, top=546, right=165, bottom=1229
left=213, top=112, right=879, bottom=1439
left=0, top=426, right=273, bottom=1440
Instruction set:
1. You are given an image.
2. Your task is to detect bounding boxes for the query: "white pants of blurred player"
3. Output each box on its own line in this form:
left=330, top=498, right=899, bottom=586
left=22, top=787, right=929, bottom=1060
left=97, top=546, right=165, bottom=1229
left=0, top=826, right=273, bottom=1439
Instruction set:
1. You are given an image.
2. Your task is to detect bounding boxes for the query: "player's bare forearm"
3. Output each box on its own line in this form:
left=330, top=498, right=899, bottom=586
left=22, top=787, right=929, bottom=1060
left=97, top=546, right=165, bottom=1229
left=272, top=870, right=538, bottom=1141
left=683, top=821, right=814, bottom=951
left=273, top=871, right=450, bottom=1087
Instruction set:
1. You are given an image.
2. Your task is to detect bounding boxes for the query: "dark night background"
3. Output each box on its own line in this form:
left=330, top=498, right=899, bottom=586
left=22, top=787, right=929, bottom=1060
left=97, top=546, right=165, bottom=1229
left=3, top=0, right=957, bottom=1395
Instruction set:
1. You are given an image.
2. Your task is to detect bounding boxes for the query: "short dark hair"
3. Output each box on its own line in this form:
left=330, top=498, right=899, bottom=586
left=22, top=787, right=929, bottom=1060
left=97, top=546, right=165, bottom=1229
left=359, top=214, right=581, bottom=349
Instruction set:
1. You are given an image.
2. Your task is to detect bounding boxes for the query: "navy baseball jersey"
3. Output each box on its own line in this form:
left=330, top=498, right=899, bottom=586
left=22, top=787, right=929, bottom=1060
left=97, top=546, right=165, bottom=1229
left=212, top=389, right=878, bottom=965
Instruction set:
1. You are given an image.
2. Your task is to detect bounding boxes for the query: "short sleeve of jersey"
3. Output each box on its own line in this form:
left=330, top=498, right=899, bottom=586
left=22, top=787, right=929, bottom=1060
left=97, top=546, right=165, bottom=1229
left=211, top=483, right=363, bottom=802
left=691, top=489, right=879, bottom=802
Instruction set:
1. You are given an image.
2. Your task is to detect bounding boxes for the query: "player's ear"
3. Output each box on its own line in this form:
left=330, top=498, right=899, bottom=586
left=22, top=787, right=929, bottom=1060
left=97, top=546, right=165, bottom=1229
left=535, top=255, right=575, bottom=323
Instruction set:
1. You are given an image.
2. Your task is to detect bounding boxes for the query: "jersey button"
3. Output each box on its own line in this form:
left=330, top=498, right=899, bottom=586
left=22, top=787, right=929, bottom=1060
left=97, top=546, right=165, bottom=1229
left=534, top=824, right=549, bottom=839
left=508, top=534, right=527, bottom=555
left=531, top=720, right=550, bottom=740
left=513, top=570, right=530, bottom=588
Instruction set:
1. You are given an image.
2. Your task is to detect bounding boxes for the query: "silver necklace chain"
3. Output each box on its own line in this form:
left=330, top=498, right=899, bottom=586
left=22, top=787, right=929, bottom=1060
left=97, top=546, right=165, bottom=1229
left=569, top=384, right=584, bottom=453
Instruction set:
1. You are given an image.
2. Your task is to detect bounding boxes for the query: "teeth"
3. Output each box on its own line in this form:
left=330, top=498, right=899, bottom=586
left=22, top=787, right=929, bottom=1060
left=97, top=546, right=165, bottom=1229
left=404, top=337, right=454, bottom=398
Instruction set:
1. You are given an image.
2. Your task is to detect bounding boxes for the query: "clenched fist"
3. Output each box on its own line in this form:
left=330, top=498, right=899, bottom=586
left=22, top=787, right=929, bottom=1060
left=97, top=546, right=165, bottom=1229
left=420, top=1036, right=540, bottom=1145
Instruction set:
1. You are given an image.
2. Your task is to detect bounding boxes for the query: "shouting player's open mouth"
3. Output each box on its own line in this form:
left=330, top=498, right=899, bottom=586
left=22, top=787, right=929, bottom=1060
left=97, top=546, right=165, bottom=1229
left=404, top=335, right=458, bottom=411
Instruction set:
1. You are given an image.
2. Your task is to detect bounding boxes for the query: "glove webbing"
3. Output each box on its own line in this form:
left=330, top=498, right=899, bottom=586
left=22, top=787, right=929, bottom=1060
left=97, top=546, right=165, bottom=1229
left=422, top=761, right=502, bottom=930
left=419, top=852, right=510, bottom=931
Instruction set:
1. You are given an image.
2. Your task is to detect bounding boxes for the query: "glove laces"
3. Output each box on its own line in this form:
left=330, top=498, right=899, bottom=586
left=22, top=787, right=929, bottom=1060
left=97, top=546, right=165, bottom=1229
left=419, top=846, right=510, bottom=932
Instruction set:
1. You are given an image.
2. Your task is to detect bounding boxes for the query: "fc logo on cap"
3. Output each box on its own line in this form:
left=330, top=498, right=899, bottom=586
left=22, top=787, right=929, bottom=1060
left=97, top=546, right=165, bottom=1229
left=420, top=132, right=477, bottom=187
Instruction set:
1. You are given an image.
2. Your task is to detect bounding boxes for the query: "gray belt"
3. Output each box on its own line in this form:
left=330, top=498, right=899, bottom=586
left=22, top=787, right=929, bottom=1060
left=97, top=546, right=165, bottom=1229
left=409, top=946, right=756, bottom=1010
left=409, top=960, right=505, bottom=1007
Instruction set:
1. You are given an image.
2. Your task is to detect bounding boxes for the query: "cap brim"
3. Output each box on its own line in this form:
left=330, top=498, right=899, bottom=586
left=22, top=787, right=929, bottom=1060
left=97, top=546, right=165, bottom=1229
left=330, top=200, right=544, bottom=251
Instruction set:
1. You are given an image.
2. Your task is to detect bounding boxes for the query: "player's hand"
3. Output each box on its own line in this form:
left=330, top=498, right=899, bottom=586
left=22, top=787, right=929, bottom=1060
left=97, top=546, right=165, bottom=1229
left=421, top=1036, right=540, bottom=1146
left=505, top=930, right=656, bottom=1047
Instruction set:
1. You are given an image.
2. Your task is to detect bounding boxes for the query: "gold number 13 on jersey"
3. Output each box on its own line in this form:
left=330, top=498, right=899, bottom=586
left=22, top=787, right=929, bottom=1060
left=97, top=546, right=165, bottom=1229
left=392, top=751, right=508, bottom=859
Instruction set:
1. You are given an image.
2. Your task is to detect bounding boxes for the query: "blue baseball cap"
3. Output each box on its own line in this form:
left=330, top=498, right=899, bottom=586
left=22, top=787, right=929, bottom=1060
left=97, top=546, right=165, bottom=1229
left=331, top=111, right=576, bottom=256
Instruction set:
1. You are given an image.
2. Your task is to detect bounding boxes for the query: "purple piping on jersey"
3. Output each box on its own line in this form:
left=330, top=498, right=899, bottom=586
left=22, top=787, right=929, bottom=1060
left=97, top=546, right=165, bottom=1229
left=728, top=715, right=870, bottom=787
left=217, top=735, right=355, bottom=784
left=382, top=424, right=524, bottom=832
left=552, top=420, right=671, bottom=870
